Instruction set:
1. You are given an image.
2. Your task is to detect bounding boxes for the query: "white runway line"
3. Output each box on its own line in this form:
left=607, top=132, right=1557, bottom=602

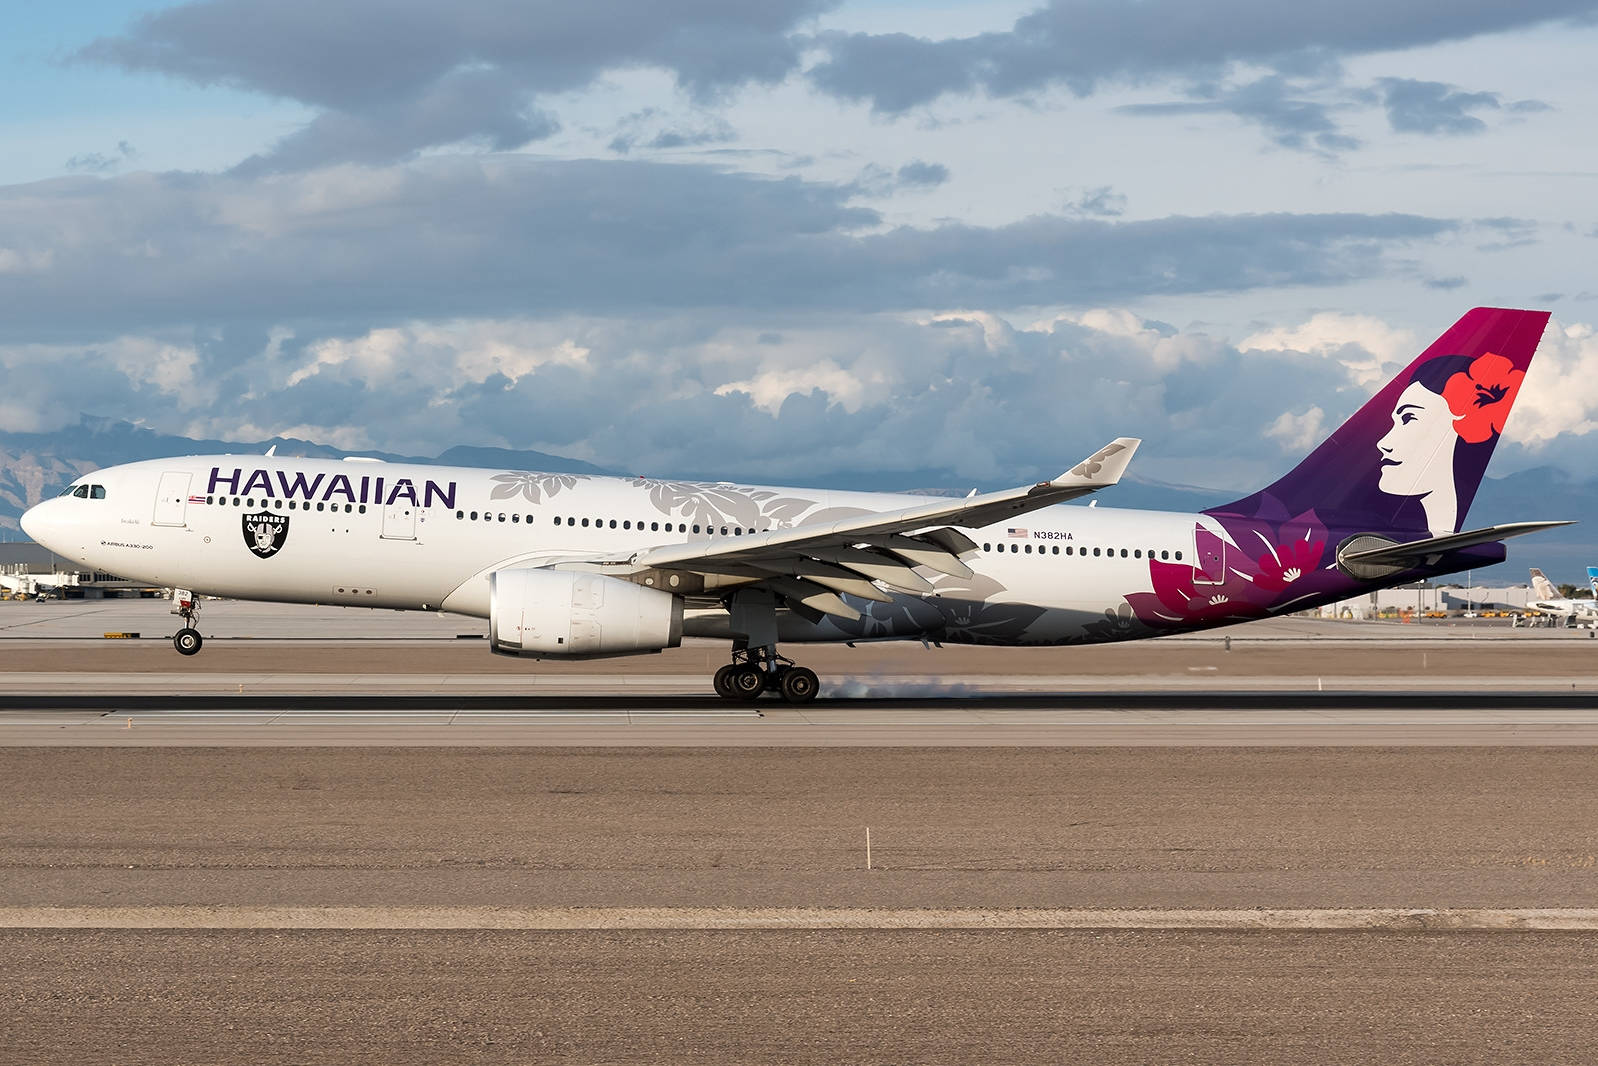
left=7, top=906, right=1598, bottom=931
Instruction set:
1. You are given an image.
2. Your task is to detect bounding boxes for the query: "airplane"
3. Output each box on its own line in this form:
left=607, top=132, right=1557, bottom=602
left=19, top=307, right=1572, bottom=704
left=1523, top=566, right=1598, bottom=625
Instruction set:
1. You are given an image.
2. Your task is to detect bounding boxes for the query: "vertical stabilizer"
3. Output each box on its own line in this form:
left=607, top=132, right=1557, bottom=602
left=1529, top=568, right=1558, bottom=600
left=1213, top=308, right=1550, bottom=535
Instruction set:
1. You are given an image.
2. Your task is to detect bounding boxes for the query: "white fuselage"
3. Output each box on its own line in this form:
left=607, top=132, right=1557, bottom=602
left=22, top=454, right=1219, bottom=646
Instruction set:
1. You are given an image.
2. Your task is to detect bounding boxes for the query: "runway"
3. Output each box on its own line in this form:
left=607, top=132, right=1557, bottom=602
left=6, top=689, right=1598, bottom=745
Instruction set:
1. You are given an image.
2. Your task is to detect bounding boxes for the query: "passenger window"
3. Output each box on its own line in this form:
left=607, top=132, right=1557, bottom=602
left=207, top=496, right=214, bottom=505
left=581, top=518, right=589, bottom=527
left=651, top=522, right=659, bottom=532
left=1134, top=549, right=1142, bottom=558
left=983, top=543, right=991, bottom=552
left=1121, top=549, right=1128, bottom=558
left=1175, top=551, right=1183, bottom=561
left=693, top=524, right=700, bottom=534
left=471, top=511, right=479, bottom=520
left=1024, top=544, right=1032, bottom=554
left=1052, top=546, right=1059, bottom=555
left=316, top=502, right=325, bottom=512
left=345, top=504, right=354, bottom=513
left=456, top=510, right=464, bottom=519
left=1093, top=548, right=1101, bottom=557
left=1160, top=550, right=1168, bottom=560
left=511, top=514, right=519, bottom=523
left=498, top=513, right=506, bottom=522
left=246, top=499, right=255, bottom=508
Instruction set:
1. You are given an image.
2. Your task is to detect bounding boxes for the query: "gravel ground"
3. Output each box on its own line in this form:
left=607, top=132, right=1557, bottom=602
left=4, top=929, right=1597, bottom=1065
left=6, top=746, right=1597, bottom=1063
left=3, top=747, right=1598, bottom=908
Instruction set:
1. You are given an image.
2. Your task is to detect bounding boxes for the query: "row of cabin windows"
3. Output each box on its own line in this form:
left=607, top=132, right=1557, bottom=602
left=981, top=542, right=1183, bottom=562
left=208, top=496, right=363, bottom=513
left=551, top=517, right=759, bottom=535
left=449, top=511, right=765, bottom=536
left=457, top=510, right=536, bottom=524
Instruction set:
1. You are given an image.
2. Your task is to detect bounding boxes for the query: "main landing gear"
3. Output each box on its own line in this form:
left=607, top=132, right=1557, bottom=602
left=712, top=646, right=821, bottom=705
left=171, top=588, right=204, bottom=657
left=713, top=587, right=821, bottom=706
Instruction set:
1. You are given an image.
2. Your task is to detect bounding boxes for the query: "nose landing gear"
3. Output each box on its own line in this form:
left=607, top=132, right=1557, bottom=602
left=171, top=588, right=204, bottom=657
left=713, top=647, right=821, bottom=705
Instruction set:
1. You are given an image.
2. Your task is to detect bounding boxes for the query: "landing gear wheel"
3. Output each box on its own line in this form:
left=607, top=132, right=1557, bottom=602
left=729, top=665, right=766, bottom=701
left=779, top=666, right=819, bottom=704
left=173, top=627, right=203, bottom=656
left=713, top=664, right=738, bottom=700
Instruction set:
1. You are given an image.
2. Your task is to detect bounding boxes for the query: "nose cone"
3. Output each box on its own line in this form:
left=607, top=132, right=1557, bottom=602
left=20, top=499, right=63, bottom=549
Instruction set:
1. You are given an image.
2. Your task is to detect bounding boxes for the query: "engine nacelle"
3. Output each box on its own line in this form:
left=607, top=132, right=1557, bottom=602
left=489, top=568, right=683, bottom=659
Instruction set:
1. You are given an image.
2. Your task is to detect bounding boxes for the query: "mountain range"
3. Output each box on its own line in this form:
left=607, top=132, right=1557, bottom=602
left=2, top=416, right=1588, bottom=583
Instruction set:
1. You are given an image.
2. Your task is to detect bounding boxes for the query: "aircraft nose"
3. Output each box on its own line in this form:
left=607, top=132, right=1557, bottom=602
left=20, top=499, right=62, bottom=548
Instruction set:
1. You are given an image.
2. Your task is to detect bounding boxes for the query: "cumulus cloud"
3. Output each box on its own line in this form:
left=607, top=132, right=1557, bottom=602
left=607, top=108, right=738, bottom=155
left=81, top=0, right=828, bottom=170
left=64, top=140, right=139, bottom=174
left=1378, top=78, right=1501, bottom=135
left=806, top=0, right=1598, bottom=114
left=9, top=307, right=1595, bottom=493
left=1509, top=319, right=1598, bottom=447
left=1118, top=75, right=1360, bottom=155
left=0, top=158, right=1460, bottom=341
left=895, top=160, right=949, bottom=188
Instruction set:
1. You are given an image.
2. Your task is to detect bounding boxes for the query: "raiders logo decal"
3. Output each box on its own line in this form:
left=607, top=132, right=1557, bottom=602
left=242, top=511, right=289, bottom=559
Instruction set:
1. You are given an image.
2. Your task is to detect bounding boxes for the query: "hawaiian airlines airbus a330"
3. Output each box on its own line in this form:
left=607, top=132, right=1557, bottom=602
left=20, top=308, right=1571, bottom=703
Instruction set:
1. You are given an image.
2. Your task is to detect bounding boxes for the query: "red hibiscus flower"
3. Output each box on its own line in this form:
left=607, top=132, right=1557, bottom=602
left=1441, top=352, right=1524, bottom=444
left=1254, top=536, right=1326, bottom=592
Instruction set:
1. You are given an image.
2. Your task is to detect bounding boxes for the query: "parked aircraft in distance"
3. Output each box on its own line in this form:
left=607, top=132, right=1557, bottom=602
left=1523, top=566, right=1598, bottom=624
left=21, top=308, right=1571, bottom=703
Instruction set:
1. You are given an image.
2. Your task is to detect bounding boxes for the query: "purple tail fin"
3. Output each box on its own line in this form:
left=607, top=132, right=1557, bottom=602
left=1212, top=307, right=1550, bottom=535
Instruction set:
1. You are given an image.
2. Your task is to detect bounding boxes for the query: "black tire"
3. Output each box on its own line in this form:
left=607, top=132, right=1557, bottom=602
left=713, top=664, right=738, bottom=700
left=729, top=665, right=765, bottom=701
left=173, top=627, right=203, bottom=656
left=779, top=666, right=820, bottom=704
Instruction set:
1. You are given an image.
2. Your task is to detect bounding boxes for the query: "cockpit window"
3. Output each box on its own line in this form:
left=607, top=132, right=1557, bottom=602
left=90, top=485, right=106, bottom=499
left=72, top=485, right=90, bottom=499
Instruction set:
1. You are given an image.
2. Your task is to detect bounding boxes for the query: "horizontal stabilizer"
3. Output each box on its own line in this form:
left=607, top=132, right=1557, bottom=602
left=1340, top=521, right=1574, bottom=569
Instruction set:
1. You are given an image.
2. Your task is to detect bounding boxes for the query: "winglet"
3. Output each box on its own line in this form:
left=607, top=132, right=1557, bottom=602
left=1051, top=437, right=1140, bottom=488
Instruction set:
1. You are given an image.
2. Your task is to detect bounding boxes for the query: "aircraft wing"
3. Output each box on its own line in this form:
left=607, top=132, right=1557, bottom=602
left=594, top=438, right=1139, bottom=620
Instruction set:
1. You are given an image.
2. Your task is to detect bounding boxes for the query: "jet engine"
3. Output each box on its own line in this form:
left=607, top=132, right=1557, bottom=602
left=489, top=568, right=683, bottom=659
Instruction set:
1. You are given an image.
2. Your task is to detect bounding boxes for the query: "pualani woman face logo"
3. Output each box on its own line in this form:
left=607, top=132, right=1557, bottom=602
left=1375, top=352, right=1525, bottom=533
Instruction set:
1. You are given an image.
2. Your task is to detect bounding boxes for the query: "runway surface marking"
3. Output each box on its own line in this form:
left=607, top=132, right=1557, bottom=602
left=9, top=906, right=1598, bottom=931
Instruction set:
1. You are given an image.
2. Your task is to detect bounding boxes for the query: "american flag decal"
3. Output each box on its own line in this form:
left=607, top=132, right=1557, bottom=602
left=188, top=495, right=206, bottom=504
left=1007, top=527, right=1029, bottom=538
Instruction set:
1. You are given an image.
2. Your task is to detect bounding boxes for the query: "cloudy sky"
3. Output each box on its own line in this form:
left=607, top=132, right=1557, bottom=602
left=4, top=0, right=1598, bottom=494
